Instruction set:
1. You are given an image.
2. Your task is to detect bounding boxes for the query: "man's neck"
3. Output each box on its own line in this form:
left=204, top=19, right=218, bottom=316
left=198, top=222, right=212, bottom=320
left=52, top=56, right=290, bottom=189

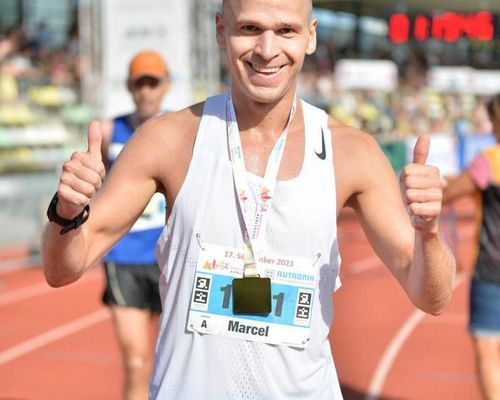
left=231, top=90, right=297, bottom=140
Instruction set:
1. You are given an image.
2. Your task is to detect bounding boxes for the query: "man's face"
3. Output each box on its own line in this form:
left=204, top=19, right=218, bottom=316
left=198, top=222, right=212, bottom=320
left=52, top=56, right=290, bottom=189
left=216, top=0, right=316, bottom=104
left=128, top=75, right=169, bottom=120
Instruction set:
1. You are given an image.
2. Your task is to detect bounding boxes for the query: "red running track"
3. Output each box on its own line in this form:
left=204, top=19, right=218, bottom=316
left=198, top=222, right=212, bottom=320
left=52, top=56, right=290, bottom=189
left=332, top=199, right=481, bottom=400
left=0, top=198, right=481, bottom=399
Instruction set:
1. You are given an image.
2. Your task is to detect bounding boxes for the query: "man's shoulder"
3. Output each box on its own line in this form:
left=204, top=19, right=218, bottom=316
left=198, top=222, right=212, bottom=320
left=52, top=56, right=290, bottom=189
left=142, top=102, right=205, bottom=139
left=327, top=116, right=390, bottom=186
left=124, top=102, right=206, bottom=167
left=113, top=102, right=206, bottom=177
left=326, top=117, right=399, bottom=202
left=158, top=102, right=205, bottom=121
left=326, top=116, right=379, bottom=153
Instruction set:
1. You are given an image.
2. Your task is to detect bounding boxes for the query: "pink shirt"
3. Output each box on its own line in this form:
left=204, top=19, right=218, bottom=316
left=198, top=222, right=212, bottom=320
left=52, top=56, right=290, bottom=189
left=468, top=153, right=491, bottom=190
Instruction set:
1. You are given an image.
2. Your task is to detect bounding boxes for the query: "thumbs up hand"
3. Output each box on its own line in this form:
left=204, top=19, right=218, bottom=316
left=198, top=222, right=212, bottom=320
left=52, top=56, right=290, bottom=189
left=56, top=120, right=106, bottom=219
left=400, top=135, right=445, bottom=232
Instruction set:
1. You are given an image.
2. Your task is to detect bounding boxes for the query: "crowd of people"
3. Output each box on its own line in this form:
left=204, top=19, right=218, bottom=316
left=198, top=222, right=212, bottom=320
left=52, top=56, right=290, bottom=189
left=298, top=71, right=493, bottom=140
left=1, top=21, right=495, bottom=141
left=0, top=22, right=81, bottom=126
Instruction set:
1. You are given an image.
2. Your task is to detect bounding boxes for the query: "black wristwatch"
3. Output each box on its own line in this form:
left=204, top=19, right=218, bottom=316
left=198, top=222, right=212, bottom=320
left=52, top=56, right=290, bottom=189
left=47, top=193, right=90, bottom=234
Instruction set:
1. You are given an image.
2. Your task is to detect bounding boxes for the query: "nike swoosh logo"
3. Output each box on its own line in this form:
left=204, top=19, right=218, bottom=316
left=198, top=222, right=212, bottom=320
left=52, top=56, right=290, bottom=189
left=315, top=128, right=326, bottom=160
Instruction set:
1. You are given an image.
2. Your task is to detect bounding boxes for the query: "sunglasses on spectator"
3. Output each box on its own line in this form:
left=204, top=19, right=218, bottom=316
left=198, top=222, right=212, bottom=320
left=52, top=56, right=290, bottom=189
left=131, top=76, right=163, bottom=90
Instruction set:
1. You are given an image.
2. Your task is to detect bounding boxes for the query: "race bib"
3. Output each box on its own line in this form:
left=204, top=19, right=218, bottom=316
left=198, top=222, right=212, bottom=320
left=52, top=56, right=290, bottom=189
left=187, top=243, right=318, bottom=348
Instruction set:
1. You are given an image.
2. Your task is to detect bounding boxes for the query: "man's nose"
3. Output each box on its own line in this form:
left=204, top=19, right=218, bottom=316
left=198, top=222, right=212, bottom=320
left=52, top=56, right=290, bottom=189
left=254, top=30, right=280, bottom=60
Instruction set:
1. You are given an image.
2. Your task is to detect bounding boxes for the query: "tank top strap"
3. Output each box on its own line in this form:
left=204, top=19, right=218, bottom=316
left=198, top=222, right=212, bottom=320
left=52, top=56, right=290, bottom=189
left=300, top=99, right=334, bottom=169
left=192, top=92, right=228, bottom=157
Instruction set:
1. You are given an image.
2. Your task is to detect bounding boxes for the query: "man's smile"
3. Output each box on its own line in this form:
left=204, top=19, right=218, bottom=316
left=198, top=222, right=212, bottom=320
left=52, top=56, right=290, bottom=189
left=247, top=62, right=286, bottom=75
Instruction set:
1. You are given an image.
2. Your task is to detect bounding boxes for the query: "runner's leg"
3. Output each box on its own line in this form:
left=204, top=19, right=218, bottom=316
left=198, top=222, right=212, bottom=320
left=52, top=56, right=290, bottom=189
left=473, top=337, right=500, bottom=400
left=109, top=306, right=158, bottom=400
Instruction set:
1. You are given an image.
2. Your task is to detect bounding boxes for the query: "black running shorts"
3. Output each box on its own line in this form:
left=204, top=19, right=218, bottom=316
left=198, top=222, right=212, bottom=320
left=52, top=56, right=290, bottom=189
left=102, top=262, right=162, bottom=314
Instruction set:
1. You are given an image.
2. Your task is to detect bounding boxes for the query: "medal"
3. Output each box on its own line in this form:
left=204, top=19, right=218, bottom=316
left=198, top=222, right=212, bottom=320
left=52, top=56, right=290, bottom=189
left=232, top=275, right=272, bottom=315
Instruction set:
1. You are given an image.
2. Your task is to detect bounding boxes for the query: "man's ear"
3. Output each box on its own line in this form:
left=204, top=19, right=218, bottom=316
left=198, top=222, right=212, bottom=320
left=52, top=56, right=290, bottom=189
left=305, top=20, right=317, bottom=55
left=215, top=13, right=226, bottom=48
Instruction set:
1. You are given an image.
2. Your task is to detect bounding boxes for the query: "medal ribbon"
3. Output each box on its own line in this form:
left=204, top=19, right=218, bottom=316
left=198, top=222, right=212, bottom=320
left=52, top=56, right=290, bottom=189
left=226, top=92, right=297, bottom=277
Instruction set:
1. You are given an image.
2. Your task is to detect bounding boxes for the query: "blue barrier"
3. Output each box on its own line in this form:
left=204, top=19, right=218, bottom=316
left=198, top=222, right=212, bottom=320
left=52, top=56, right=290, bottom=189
left=457, top=133, right=496, bottom=170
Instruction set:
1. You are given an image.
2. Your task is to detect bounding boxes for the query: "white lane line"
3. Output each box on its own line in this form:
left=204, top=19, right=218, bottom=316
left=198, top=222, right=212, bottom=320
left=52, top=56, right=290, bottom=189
left=0, top=308, right=110, bottom=366
left=0, top=266, right=30, bottom=276
left=0, top=272, right=101, bottom=307
left=0, top=256, right=40, bottom=274
left=363, top=272, right=467, bottom=400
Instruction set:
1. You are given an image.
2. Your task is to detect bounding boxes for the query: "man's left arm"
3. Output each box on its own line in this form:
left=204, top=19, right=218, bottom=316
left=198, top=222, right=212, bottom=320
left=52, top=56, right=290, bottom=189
left=400, top=135, right=455, bottom=314
left=351, top=134, right=455, bottom=315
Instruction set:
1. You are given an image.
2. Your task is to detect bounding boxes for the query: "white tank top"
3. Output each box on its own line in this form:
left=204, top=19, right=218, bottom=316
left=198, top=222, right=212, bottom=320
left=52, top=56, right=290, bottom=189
left=151, top=93, right=343, bottom=399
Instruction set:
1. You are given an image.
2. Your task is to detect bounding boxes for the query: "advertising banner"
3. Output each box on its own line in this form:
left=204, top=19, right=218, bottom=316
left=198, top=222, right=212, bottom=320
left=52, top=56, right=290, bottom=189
left=81, top=0, right=192, bottom=118
left=427, top=67, right=475, bottom=93
left=335, top=59, right=398, bottom=92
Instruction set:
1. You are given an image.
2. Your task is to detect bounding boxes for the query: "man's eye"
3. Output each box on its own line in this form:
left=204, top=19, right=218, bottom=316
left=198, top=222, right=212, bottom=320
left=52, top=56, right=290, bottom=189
left=241, top=25, right=259, bottom=33
left=279, top=27, right=295, bottom=36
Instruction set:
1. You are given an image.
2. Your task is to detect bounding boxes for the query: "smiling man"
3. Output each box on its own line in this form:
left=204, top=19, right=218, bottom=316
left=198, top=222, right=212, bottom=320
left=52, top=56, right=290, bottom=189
left=41, top=1, right=455, bottom=399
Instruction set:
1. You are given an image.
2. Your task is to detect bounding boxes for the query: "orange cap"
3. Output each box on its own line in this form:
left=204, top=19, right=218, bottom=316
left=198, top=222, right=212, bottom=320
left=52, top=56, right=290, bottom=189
left=128, top=50, right=168, bottom=82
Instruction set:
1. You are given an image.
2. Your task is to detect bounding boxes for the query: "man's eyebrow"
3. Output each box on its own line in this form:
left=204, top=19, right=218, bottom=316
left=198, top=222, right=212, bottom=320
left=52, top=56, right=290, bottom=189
left=234, top=17, right=303, bottom=29
left=233, top=17, right=259, bottom=25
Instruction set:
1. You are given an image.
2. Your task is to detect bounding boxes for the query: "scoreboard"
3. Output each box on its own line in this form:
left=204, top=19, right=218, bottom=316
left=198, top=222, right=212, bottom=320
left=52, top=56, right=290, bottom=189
left=388, top=11, right=496, bottom=43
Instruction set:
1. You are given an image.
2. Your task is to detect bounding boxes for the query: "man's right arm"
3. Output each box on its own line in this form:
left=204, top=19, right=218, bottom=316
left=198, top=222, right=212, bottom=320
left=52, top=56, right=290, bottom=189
left=41, top=119, right=159, bottom=286
left=41, top=121, right=106, bottom=286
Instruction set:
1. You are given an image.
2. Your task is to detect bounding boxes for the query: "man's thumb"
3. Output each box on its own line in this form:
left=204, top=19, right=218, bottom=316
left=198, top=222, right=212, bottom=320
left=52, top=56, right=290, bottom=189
left=87, top=120, right=103, bottom=160
left=413, top=135, right=430, bottom=165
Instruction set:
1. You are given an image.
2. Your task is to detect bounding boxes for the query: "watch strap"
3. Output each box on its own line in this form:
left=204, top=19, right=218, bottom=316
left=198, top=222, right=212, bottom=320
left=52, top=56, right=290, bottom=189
left=47, top=193, right=90, bottom=234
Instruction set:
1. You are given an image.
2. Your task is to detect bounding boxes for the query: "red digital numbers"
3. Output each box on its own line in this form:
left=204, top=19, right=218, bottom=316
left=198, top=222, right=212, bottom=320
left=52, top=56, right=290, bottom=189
left=389, top=13, right=410, bottom=43
left=388, top=11, right=495, bottom=43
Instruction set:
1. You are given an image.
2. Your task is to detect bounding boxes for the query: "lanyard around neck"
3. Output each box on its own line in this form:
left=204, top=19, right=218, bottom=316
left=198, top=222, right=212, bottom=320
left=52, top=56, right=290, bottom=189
left=226, top=92, right=297, bottom=276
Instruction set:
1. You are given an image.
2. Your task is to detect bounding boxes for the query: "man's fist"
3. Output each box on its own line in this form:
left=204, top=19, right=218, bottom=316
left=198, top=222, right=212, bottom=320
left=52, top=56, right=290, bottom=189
left=400, top=135, right=446, bottom=232
left=56, top=120, right=106, bottom=219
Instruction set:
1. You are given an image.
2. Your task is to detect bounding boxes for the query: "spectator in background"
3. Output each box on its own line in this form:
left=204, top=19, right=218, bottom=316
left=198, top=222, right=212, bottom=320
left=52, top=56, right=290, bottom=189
left=66, top=18, right=82, bottom=87
left=0, top=63, right=19, bottom=104
left=0, top=24, right=24, bottom=62
left=443, top=94, right=500, bottom=400
left=32, top=21, right=50, bottom=62
left=0, top=25, right=26, bottom=104
left=470, top=101, right=493, bottom=135
left=99, top=50, right=170, bottom=400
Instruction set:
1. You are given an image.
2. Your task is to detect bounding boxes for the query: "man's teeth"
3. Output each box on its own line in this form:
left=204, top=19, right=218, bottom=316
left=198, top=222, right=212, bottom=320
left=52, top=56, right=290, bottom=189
left=252, top=65, right=281, bottom=73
